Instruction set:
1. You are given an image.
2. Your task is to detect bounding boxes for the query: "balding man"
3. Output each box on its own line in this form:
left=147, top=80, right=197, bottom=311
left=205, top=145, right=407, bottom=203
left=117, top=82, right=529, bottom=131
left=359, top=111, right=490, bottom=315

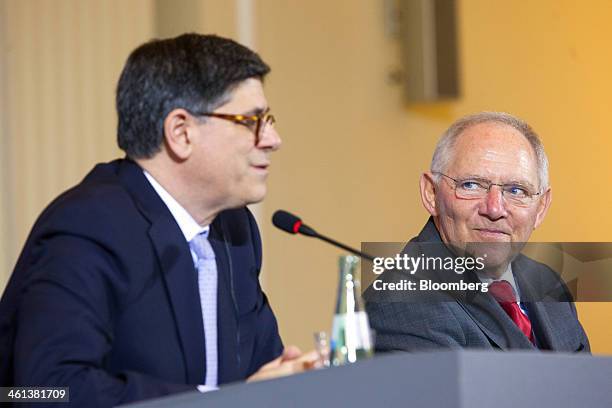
left=366, top=112, right=590, bottom=352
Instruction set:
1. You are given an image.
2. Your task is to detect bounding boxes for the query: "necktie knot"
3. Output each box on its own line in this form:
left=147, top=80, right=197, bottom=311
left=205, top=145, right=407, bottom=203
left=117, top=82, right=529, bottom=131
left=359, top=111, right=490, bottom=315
left=488, top=280, right=517, bottom=303
left=190, top=233, right=215, bottom=261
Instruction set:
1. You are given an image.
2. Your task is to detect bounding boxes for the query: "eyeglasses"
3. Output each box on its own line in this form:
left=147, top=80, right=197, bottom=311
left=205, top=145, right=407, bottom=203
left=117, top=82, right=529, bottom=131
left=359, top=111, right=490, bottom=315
left=192, top=108, right=276, bottom=146
left=433, top=172, right=542, bottom=207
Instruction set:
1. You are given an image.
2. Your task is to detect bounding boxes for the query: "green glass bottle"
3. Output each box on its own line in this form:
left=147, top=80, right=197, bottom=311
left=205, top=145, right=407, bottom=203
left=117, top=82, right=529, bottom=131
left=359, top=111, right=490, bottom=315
left=330, top=255, right=373, bottom=366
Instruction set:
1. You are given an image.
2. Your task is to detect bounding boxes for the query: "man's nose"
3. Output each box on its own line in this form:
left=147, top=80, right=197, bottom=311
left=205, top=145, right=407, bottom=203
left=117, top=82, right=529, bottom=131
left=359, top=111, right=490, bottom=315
left=478, top=186, right=509, bottom=219
left=257, top=124, right=281, bottom=151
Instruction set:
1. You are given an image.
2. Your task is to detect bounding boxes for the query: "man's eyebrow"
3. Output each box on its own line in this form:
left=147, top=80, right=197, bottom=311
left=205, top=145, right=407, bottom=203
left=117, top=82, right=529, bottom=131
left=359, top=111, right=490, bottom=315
left=241, top=106, right=269, bottom=116
left=459, top=174, right=537, bottom=189
left=505, top=179, right=537, bottom=189
left=457, top=174, right=490, bottom=181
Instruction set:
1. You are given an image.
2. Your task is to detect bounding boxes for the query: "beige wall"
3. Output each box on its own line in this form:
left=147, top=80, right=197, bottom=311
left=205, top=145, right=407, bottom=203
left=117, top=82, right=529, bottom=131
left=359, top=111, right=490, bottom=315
left=256, top=0, right=612, bottom=353
left=0, top=0, right=8, bottom=292
left=1, top=0, right=611, bottom=354
left=0, top=0, right=154, bottom=286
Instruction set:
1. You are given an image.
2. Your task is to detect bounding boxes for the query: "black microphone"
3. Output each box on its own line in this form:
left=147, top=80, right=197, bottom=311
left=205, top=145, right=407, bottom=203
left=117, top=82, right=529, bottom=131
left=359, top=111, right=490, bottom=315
left=272, top=210, right=374, bottom=262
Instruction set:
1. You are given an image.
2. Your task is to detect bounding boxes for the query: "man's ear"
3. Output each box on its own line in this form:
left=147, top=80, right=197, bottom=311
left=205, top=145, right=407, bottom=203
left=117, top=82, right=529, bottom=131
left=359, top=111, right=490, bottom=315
left=533, top=187, right=552, bottom=229
left=420, top=172, right=439, bottom=217
left=163, top=109, right=196, bottom=161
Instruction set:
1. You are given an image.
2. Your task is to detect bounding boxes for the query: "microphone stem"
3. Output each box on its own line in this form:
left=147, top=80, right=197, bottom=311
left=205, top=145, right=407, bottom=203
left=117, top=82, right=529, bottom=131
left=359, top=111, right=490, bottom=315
left=314, top=232, right=374, bottom=262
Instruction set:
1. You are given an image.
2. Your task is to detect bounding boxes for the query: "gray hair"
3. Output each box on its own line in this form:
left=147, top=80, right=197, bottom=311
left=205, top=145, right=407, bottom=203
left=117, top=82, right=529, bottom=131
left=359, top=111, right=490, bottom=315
left=430, top=111, right=549, bottom=190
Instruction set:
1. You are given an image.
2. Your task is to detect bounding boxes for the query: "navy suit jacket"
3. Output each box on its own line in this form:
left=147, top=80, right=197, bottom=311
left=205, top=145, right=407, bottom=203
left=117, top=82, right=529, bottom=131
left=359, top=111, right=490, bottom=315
left=0, top=159, right=283, bottom=406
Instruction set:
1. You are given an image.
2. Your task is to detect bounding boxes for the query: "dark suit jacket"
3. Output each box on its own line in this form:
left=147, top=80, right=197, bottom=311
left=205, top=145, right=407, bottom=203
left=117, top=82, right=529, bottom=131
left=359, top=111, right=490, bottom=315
left=365, top=218, right=590, bottom=353
left=0, top=159, right=283, bottom=406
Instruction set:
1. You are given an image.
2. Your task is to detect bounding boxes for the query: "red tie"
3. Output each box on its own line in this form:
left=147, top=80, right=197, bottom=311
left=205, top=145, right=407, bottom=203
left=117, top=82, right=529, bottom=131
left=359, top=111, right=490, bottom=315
left=488, top=280, right=534, bottom=343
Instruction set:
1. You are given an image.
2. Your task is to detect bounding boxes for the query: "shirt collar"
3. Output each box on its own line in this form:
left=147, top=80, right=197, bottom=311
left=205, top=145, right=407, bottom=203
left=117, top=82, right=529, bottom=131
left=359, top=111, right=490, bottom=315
left=143, top=170, right=209, bottom=242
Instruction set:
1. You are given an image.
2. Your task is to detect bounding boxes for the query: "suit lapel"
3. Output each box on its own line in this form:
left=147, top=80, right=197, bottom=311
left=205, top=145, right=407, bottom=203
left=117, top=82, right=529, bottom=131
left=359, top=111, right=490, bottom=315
left=441, top=265, right=533, bottom=349
left=457, top=282, right=535, bottom=350
left=512, top=257, right=556, bottom=350
left=522, top=301, right=554, bottom=349
left=117, top=159, right=206, bottom=384
left=514, top=256, right=589, bottom=352
left=208, top=221, right=241, bottom=383
left=148, top=220, right=206, bottom=384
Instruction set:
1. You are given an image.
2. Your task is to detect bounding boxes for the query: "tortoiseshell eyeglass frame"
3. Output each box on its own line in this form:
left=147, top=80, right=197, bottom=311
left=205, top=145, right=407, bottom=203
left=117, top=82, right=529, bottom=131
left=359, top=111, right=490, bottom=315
left=193, top=108, right=275, bottom=146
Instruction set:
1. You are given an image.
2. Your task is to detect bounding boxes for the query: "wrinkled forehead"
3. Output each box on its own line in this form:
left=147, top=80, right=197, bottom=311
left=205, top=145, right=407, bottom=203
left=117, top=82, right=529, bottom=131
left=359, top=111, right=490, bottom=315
left=448, top=122, right=539, bottom=184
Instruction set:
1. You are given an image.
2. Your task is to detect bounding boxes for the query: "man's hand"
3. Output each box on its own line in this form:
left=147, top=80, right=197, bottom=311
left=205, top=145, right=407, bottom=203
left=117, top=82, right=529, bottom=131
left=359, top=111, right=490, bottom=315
left=247, top=346, right=319, bottom=383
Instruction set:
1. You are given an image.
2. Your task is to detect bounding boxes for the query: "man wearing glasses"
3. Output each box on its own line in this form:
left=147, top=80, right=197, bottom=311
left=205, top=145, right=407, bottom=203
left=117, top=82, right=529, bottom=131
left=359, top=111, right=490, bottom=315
left=366, top=112, right=590, bottom=352
left=0, top=34, right=314, bottom=406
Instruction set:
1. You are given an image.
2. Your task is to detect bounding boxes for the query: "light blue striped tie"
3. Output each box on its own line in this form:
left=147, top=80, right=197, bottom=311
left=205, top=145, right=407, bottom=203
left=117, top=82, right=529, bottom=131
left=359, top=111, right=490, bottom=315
left=189, top=232, right=218, bottom=387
